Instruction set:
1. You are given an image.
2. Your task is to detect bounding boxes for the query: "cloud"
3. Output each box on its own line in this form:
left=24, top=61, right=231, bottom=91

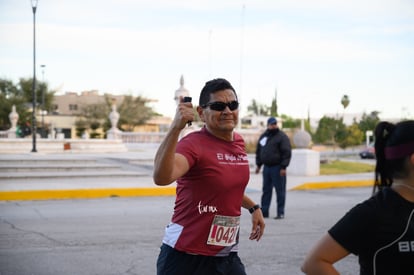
left=1, top=0, right=413, bottom=120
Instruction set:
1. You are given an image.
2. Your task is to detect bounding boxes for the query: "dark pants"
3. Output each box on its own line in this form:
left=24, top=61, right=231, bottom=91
left=157, top=244, right=246, bottom=275
left=261, top=165, right=286, bottom=217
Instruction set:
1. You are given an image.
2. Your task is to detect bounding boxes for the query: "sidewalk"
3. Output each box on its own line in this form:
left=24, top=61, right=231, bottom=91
left=0, top=144, right=374, bottom=201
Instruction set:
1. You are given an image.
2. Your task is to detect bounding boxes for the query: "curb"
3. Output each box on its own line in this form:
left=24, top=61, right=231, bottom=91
left=0, top=187, right=176, bottom=201
left=291, top=180, right=373, bottom=190
left=0, top=180, right=374, bottom=201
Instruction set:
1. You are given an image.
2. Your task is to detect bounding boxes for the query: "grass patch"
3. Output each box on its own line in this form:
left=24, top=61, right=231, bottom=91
left=320, top=160, right=375, bottom=175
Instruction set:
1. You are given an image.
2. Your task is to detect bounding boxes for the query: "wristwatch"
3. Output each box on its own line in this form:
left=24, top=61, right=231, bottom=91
left=248, top=204, right=261, bottom=214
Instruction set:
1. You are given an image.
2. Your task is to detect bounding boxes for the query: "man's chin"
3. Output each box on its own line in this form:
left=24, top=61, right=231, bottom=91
left=220, top=121, right=236, bottom=129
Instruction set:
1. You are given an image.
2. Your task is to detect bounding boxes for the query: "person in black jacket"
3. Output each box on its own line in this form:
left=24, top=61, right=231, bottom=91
left=255, top=117, right=292, bottom=219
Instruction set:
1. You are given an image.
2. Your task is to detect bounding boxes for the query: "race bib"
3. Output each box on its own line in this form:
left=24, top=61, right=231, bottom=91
left=207, top=215, right=240, bottom=246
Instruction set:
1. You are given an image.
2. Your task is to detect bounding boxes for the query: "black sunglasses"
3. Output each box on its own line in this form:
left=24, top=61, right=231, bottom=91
left=202, top=101, right=239, bottom=111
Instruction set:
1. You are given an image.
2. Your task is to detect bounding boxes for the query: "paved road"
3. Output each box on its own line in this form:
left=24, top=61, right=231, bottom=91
left=0, top=187, right=372, bottom=275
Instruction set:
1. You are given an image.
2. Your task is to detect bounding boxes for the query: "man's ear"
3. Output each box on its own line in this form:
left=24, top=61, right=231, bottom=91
left=410, top=153, right=414, bottom=165
left=197, top=106, right=205, bottom=122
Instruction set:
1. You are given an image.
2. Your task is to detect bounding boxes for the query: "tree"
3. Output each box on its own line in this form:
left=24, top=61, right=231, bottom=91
left=271, top=94, right=278, bottom=117
left=0, top=79, right=26, bottom=130
left=247, top=99, right=259, bottom=115
left=313, top=116, right=346, bottom=145
left=358, top=111, right=380, bottom=142
left=247, top=99, right=271, bottom=116
left=341, top=94, right=350, bottom=110
left=74, top=118, right=88, bottom=138
left=118, top=95, right=156, bottom=131
left=338, top=123, right=364, bottom=149
left=280, top=114, right=300, bottom=129
left=0, top=77, right=55, bottom=131
left=80, top=102, right=109, bottom=138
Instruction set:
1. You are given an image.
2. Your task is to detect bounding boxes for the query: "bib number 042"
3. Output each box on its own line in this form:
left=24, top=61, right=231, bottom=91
left=207, top=215, right=240, bottom=246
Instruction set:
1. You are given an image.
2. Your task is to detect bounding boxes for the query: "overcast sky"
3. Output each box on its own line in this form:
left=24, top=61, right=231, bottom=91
left=1, top=0, right=413, bottom=120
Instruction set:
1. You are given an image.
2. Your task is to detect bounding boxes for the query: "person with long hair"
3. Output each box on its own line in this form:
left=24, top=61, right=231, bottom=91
left=301, top=120, right=414, bottom=275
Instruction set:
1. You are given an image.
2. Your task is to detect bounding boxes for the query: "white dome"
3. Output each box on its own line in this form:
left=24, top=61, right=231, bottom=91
left=174, top=75, right=189, bottom=105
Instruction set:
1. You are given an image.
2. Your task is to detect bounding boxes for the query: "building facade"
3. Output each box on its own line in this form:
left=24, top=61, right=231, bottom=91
left=43, top=90, right=168, bottom=139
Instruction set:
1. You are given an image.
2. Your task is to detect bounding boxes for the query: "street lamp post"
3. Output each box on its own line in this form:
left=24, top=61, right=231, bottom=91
left=31, top=0, right=38, bottom=152
left=41, top=64, right=46, bottom=138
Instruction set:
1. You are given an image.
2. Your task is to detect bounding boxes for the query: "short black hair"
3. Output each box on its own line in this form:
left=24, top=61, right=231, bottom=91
left=199, top=78, right=237, bottom=106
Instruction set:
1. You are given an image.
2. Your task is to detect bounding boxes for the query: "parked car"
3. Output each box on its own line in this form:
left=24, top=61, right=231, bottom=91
left=359, top=143, right=375, bottom=159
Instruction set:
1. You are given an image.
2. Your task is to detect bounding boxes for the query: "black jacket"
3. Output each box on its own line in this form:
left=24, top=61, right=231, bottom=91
left=255, top=128, right=292, bottom=169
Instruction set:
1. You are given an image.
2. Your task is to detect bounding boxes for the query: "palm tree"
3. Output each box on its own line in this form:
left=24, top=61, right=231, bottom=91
left=341, top=94, right=350, bottom=110
left=341, top=94, right=350, bottom=118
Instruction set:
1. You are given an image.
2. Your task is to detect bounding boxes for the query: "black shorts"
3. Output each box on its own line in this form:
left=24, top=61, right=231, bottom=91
left=157, top=244, right=246, bottom=275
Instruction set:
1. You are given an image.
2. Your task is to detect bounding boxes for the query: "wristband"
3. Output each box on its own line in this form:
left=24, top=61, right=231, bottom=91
left=248, top=204, right=261, bottom=214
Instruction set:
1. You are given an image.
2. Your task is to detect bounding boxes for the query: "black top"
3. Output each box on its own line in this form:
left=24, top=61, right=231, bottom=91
left=329, top=187, right=414, bottom=275
left=255, top=128, right=291, bottom=169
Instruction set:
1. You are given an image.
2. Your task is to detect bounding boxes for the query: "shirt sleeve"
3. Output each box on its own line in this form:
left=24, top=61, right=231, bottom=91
left=176, top=134, right=199, bottom=168
left=328, top=199, right=377, bottom=255
left=255, top=134, right=264, bottom=167
left=280, top=134, right=292, bottom=169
